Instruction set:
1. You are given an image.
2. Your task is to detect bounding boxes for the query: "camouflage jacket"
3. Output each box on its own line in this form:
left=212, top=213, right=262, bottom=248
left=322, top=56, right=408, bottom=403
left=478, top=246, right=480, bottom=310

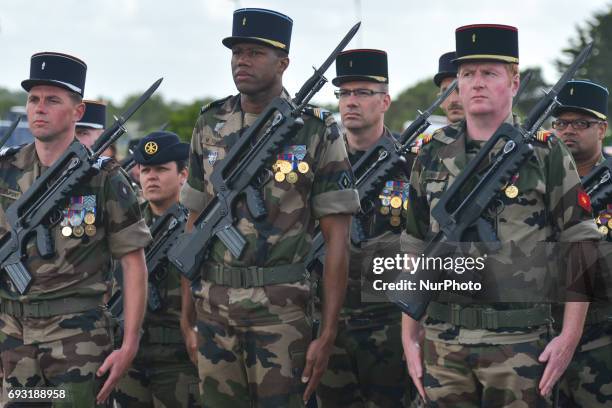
left=181, top=91, right=360, bottom=325
left=341, top=128, right=413, bottom=317
left=0, top=141, right=151, bottom=344
left=404, top=117, right=600, bottom=344
left=579, top=153, right=612, bottom=352
left=140, top=202, right=182, bottom=334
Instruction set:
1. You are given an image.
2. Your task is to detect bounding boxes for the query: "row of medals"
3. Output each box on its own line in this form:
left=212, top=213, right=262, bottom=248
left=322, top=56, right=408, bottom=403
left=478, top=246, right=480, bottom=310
left=596, top=212, right=612, bottom=236
left=272, top=159, right=309, bottom=183
left=380, top=195, right=409, bottom=227
left=61, top=212, right=96, bottom=238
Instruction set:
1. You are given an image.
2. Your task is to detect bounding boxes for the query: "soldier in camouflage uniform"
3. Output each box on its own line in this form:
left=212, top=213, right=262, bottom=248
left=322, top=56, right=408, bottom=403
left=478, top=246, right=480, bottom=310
left=113, top=131, right=202, bottom=407
left=434, top=51, right=464, bottom=125
left=400, top=25, right=601, bottom=407
left=0, top=52, right=151, bottom=407
left=179, top=8, right=360, bottom=408
left=75, top=100, right=106, bottom=149
left=315, top=49, right=413, bottom=408
left=552, top=79, right=612, bottom=407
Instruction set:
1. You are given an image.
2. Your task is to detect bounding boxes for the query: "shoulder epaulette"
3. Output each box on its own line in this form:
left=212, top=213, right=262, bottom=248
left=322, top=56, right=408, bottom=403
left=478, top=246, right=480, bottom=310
left=200, top=95, right=232, bottom=115
left=0, top=143, right=26, bottom=159
left=533, top=129, right=554, bottom=145
left=302, top=106, right=331, bottom=121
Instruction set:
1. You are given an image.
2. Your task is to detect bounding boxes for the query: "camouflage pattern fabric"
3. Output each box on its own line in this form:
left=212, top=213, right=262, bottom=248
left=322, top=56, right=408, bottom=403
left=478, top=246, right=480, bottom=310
left=557, top=154, right=612, bottom=408
left=558, top=327, right=612, bottom=407
left=114, top=203, right=202, bottom=407
left=316, top=313, right=413, bottom=408
left=422, top=336, right=552, bottom=408
left=316, top=129, right=414, bottom=407
left=181, top=92, right=359, bottom=406
left=0, top=141, right=151, bottom=406
left=402, top=117, right=600, bottom=405
left=113, top=343, right=202, bottom=408
left=0, top=311, right=113, bottom=407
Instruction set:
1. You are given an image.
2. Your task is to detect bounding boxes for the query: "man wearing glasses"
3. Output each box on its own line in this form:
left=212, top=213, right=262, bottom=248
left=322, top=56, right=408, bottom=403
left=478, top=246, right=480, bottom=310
left=315, top=49, right=414, bottom=407
left=552, top=79, right=612, bottom=408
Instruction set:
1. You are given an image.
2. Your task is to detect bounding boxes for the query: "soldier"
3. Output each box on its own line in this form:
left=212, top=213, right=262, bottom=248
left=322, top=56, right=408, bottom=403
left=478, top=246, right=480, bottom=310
left=0, top=52, right=151, bottom=406
left=179, top=8, right=360, bottom=408
left=316, top=48, right=413, bottom=408
left=76, top=100, right=106, bottom=149
left=113, top=131, right=203, bottom=407
left=433, top=51, right=464, bottom=125
left=552, top=79, right=612, bottom=407
left=400, top=25, right=600, bottom=407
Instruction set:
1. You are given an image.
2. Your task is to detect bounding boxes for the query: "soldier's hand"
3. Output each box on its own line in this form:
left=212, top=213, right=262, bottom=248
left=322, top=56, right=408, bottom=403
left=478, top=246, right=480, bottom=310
left=538, top=333, right=580, bottom=396
left=181, top=320, right=199, bottom=365
left=95, top=344, right=138, bottom=404
left=301, top=336, right=333, bottom=403
left=401, top=314, right=427, bottom=402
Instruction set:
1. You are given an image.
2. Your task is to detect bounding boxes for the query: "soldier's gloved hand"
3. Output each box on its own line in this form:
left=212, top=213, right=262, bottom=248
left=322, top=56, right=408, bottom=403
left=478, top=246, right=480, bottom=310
left=95, top=341, right=139, bottom=404
left=301, top=335, right=334, bottom=403
left=538, top=332, right=580, bottom=397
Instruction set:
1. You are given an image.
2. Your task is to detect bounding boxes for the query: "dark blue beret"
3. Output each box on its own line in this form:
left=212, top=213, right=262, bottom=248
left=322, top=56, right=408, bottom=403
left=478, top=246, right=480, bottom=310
left=133, top=131, right=189, bottom=165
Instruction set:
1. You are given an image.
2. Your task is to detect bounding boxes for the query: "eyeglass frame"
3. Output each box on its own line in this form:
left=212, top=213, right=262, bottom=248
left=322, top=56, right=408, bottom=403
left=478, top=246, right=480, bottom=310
left=551, top=118, right=605, bottom=130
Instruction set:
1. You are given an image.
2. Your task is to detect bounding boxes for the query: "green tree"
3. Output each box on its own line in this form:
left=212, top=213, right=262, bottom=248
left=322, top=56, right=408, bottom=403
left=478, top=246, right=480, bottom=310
left=0, top=88, right=27, bottom=119
left=167, top=99, right=212, bottom=143
left=386, top=78, right=439, bottom=132
left=514, top=67, right=551, bottom=117
left=555, top=5, right=612, bottom=121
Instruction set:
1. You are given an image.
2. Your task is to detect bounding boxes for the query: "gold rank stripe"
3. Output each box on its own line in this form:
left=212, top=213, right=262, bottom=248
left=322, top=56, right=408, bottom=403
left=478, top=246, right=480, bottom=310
left=456, top=54, right=519, bottom=64
left=252, top=37, right=287, bottom=49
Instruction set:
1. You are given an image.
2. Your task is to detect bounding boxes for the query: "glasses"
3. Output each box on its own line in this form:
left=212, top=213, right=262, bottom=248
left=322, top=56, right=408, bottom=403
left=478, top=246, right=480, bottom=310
left=551, top=119, right=604, bottom=130
left=334, top=88, right=386, bottom=99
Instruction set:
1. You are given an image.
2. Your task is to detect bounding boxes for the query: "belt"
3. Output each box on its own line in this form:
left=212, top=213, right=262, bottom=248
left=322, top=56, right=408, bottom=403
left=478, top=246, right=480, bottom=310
left=585, top=305, right=612, bottom=325
left=0, top=296, right=103, bottom=318
left=428, top=302, right=551, bottom=330
left=203, top=263, right=307, bottom=288
left=146, top=326, right=184, bottom=344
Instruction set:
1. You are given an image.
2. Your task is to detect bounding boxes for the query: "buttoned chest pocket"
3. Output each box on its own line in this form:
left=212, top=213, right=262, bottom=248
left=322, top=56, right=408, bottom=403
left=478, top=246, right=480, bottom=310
left=423, top=170, right=450, bottom=209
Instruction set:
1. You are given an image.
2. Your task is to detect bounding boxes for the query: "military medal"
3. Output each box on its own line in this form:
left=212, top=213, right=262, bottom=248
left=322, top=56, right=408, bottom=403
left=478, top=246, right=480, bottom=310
left=380, top=206, right=390, bottom=215
left=391, top=208, right=401, bottom=216
left=390, top=196, right=402, bottom=209
left=85, top=224, right=96, bottom=237
left=61, top=226, right=73, bottom=237
left=505, top=185, right=519, bottom=199
left=607, top=218, right=612, bottom=229
left=599, top=225, right=609, bottom=235
left=73, top=225, right=85, bottom=237
left=297, top=161, right=309, bottom=174
left=278, top=160, right=292, bottom=174
left=286, top=172, right=298, bottom=184
left=272, top=161, right=281, bottom=172
left=390, top=216, right=401, bottom=227
left=403, top=200, right=408, bottom=211
left=274, top=172, right=286, bottom=182
left=84, top=212, right=95, bottom=225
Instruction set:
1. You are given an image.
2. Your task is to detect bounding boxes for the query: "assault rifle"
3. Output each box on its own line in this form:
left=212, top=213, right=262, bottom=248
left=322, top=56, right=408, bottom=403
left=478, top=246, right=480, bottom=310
left=394, top=43, right=594, bottom=320
left=0, top=116, right=21, bottom=151
left=0, top=78, right=163, bottom=294
left=583, top=157, right=612, bottom=214
left=108, top=203, right=187, bottom=321
left=168, top=22, right=361, bottom=280
left=304, top=80, right=458, bottom=273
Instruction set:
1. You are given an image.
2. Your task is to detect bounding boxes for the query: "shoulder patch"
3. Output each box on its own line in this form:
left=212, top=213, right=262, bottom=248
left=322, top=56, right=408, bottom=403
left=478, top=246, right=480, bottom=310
left=302, top=105, right=332, bottom=121
left=200, top=95, right=232, bottom=115
left=0, top=143, right=26, bottom=159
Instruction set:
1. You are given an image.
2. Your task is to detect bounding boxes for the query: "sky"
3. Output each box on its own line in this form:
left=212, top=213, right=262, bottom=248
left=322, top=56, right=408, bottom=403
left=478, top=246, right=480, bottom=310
left=1, top=0, right=609, bottom=106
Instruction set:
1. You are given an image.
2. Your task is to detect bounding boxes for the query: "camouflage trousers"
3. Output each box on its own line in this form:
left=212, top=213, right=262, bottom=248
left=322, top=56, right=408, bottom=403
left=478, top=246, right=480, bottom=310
left=559, top=342, right=612, bottom=407
left=113, top=342, right=202, bottom=407
left=195, top=307, right=311, bottom=407
left=422, top=337, right=552, bottom=408
left=0, top=326, right=111, bottom=407
left=316, top=315, right=414, bottom=407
